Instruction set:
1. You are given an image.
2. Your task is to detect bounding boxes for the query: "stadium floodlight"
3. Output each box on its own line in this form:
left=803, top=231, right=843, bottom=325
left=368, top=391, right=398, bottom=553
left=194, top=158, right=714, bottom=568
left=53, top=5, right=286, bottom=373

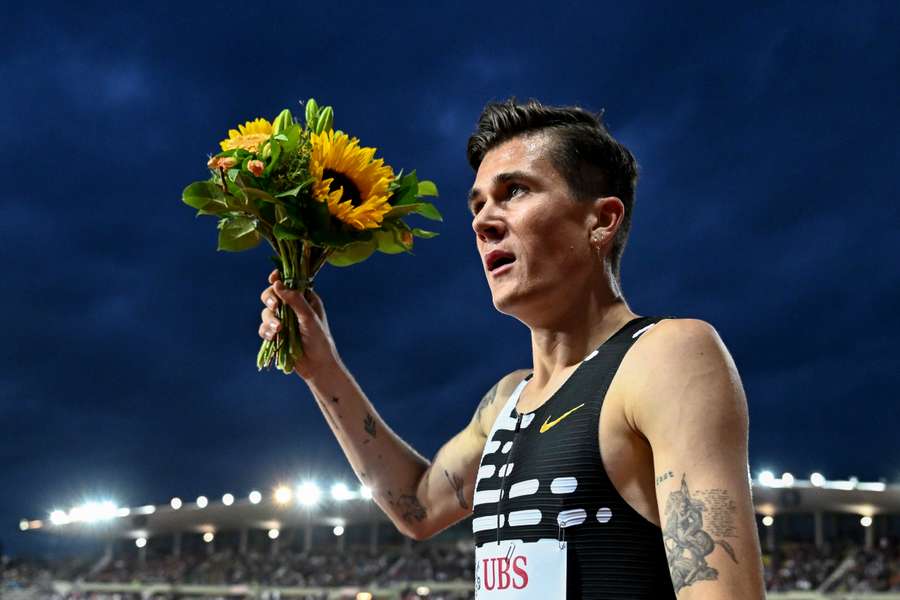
left=762, top=515, right=774, bottom=527
left=331, top=482, right=353, bottom=501
left=810, top=472, right=826, bottom=487
left=50, top=510, right=70, bottom=526
left=196, top=495, right=209, bottom=508
left=274, top=486, right=292, bottom=504
left=297, top=481, right=321, bottom=506
left=333, top=525, right=345, bottom=536
left=72, top=501, right=118, bottom=523
left=359, top=485, right=373, bottom=500
left=203, top=532, right=215, bottom=543
left=116, top=507, right=131, bottom=517
left=758, top=471, right=776, bottom=487
left=860, top=516, right=873, bottom=527
left=781, top=472, right=794, bottom=487
left=19, top=520, right=29, bottom=531
left=135, top=537, right=147, bottom=548
left=170, top=497, right=183, bottom=510
left=356, top=593, right=373, bottom=600
left=268, top=528, right=280, bottom=540
left=416, top=586, right=431, bottom=596
left=222, top=493, right=235, bottom=506
left=249, top=490, right=262, bottom=504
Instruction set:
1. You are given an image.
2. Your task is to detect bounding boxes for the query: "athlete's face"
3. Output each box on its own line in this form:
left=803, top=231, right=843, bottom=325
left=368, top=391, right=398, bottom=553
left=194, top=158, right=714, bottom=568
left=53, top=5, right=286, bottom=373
left=469, top=134, right=598, bottom=322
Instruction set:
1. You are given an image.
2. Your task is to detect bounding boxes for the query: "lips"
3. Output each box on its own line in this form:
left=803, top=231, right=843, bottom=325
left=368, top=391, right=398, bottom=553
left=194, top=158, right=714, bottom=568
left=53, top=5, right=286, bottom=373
left=484, top=249, right=516, bottom=272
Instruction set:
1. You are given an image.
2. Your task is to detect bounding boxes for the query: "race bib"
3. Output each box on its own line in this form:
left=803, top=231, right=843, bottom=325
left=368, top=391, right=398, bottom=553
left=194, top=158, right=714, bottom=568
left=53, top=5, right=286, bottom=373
left=474, top=538, right=567, bottom=598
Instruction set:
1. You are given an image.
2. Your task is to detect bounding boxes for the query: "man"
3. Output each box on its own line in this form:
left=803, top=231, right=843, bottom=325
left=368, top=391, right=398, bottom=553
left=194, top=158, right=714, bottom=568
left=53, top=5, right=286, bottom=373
left=260, top=99, right=766, bottom=598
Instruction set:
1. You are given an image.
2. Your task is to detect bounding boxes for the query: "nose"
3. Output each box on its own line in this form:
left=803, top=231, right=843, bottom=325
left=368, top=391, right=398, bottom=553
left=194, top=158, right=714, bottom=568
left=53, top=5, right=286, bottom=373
left=471, top=202, right=504, bottom=242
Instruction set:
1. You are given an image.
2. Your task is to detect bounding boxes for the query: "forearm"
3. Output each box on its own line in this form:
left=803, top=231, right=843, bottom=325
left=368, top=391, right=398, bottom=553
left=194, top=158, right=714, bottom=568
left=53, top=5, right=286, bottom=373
left=303, top=359, right=431, bottom=539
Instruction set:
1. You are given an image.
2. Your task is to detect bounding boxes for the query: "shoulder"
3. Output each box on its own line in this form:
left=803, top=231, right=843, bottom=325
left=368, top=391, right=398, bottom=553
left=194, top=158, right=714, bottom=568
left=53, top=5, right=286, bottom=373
left=621, top=318, right=745, bottom=432
left=474, top=368, right=531, bottom=437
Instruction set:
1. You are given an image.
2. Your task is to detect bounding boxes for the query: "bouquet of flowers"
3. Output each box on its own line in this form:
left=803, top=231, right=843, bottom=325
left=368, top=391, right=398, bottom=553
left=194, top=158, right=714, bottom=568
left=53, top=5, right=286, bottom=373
left=182, top=99, right=441, bottom=374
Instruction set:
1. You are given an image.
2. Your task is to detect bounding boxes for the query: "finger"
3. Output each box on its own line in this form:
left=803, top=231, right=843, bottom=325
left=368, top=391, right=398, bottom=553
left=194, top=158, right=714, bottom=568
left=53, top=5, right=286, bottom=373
left=273, top=280, right=317, bottom=324
left=304, top=289, right=325, bottom=318
left=260, top=307, right=280, bottom=328
left=268, top=269, right=281, bottom=285
left=261, top=286, right=279, bottom=309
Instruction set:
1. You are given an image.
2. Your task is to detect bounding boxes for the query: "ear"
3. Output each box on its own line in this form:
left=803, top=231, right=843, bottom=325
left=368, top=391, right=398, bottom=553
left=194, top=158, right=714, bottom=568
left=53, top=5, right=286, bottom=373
left=588, top=196, right=625, bottom=243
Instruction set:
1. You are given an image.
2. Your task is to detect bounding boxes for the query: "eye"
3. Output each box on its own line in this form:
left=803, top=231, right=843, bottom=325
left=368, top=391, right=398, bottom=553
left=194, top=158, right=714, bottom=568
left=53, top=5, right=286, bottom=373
left=508, top=183, right=528, bottom=197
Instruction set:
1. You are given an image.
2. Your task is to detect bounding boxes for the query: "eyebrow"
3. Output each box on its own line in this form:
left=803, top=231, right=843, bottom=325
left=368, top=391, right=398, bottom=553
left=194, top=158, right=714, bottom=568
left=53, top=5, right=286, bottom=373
left=467, top=170, right=535, bottom=214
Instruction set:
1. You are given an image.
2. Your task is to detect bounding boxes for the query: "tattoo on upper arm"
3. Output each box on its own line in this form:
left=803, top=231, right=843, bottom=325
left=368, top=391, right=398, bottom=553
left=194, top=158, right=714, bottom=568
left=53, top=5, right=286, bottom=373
left=443, top=469, right=469, bottom=510
left=475, top=382, right=499, bottom=425
left=656, top=470, right=674, bottom=486
left=662, top=473, right=739, bottom=593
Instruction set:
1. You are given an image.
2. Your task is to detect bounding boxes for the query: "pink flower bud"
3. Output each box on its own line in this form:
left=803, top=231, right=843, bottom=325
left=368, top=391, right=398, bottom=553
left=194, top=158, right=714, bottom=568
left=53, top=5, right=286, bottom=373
left=207, top=156, right=238, bottom=170
left=248, top=159, right=265, bottom=177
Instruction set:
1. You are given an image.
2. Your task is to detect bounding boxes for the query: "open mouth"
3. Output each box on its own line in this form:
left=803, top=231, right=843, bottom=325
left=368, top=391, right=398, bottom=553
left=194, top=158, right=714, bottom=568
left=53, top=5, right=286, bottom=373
left=485, top=250, right=516, bottom=272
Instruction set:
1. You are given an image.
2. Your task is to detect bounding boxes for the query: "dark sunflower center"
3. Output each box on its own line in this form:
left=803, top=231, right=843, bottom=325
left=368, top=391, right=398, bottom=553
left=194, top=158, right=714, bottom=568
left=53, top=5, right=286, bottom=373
left=323, top=168, right=363, bottom=206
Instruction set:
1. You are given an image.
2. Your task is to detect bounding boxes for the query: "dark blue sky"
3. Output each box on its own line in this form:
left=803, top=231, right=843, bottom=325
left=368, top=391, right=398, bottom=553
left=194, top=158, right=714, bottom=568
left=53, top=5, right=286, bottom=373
left=3, top=2, right=898, bottom=556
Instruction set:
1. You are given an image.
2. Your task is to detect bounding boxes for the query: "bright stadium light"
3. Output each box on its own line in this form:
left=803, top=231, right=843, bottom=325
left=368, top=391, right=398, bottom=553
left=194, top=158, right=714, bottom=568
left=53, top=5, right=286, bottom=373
left=861, top=516, right=873, bottom=527
left=333, top=525, right=345, bottom=536
left=810, top=472, right=826, bottom=487
left=274, top=486, right=292, bottom=504
left=72, top=501, right=118, bottom=523
left=416, top=586, right=431, bottom=596
left=331, top=482, right=353, bottom=501
left=19, top=520, right=29, bottom=531
left=50, top=510, right=70, bottom=526
left=196, top=496, right=209, bottom=508
left=249, top=490, right=262, bottom=504
left=758, top=471, right=776, bottom=487
left=297, top=481, right=321, bottom=506
left=356, top=593, right=373, bottom=600
left=268, top=528, right=280, bottom=540
left=116, top=507, right=131, bottom=517
left=203, top=532, right=215, bottom=543
left=762, top=515, right=774, bottom=527
left=360, top=485, right=373, bottom=500
left=781, top=472, right=794, bottom=487
left=222, top=493, right=235, bottom=506
left=171, top=497, right=183, bottom=510
left=135, top=537, right=147, bottom=548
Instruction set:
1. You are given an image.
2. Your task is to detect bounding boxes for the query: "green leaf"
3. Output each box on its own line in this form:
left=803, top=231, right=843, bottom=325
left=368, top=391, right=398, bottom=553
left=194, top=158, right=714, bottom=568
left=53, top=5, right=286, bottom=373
left=241, top=187, right=276, bottom=202
left=326, top=240, right=377, bottom=267
left=217, top=216, right=261, bottom=252
left=273, top=222, right=306, bottom=241
left=384, top=202, right=443, bottom=222
left=417, top=180, right=438, bottom=197
left=411, top=227, right=439, bottom=239
left=182, top=181, right=225, bottom=209
left=275, top=178, right=314, bottom=198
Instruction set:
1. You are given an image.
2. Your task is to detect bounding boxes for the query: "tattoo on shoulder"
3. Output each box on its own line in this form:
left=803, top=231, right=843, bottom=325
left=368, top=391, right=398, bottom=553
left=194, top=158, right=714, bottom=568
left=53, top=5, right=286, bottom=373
left=475, top=382, right=500, bottom=424
left=443, top=469, right=469, bottom=510
left=662, top=473, right=739, bottom=592
left=656, top=470, right=674, bottom=486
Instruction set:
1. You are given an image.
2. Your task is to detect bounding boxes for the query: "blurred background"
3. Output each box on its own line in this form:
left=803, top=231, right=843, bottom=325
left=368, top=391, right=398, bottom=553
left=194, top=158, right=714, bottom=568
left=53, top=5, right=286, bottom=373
left=1, top=1, right=898, bottom=598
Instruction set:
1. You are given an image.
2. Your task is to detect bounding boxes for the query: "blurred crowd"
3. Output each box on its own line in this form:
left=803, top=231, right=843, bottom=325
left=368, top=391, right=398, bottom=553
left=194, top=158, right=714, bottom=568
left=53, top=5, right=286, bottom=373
left=5, top=537, right=900, bottom=597
left=763, top=538, right=900, bottom=592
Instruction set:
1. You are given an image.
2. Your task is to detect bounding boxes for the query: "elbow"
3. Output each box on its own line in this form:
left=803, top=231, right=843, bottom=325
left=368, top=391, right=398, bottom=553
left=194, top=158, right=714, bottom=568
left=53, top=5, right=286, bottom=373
left=403, top=522, right=431, bottom=542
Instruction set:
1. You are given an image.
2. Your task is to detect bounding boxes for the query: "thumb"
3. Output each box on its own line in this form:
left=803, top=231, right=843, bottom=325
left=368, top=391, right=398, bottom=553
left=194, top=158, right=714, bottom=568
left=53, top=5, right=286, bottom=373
left=273, top=281, right=317, bottom=324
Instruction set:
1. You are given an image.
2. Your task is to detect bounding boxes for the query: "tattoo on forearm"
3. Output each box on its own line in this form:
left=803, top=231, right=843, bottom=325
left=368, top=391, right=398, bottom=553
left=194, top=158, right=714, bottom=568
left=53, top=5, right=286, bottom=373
left=475, top=382, right=499, bottom=425
left=386, top=489, right=427, bottom=524
left=656, top=470, right=674, bottom=486
left=363, top=412, right=376, bottom=441
left=443, top=469, right=468, bottom=509
left=662, top=474, right=739, bottom=592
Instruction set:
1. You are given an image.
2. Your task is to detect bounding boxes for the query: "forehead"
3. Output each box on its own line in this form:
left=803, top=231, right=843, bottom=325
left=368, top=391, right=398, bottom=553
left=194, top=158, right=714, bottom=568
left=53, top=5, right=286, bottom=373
left=473, top=133, right=555, bottom=186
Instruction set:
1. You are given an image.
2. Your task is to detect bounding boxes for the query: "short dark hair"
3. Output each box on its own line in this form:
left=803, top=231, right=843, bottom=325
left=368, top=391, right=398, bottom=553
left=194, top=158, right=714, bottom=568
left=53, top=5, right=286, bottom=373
left=466, top=98, right=638, bottom=284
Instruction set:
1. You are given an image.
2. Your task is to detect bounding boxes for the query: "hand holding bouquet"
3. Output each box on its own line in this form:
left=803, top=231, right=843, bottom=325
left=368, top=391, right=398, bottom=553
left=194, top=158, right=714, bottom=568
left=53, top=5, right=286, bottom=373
left=182, top=99, right=441, bottom=374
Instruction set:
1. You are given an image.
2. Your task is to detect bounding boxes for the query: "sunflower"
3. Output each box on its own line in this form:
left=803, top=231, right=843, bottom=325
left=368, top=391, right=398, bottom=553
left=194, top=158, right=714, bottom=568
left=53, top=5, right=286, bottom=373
left=219, top=118, right=273, bottom=152
left=309, top=130, right=395, bottom=230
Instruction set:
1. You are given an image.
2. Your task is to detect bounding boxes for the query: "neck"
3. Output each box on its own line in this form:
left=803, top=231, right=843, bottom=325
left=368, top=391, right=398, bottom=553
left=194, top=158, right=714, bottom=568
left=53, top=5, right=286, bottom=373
left=526, top=268, right=636, bottom=390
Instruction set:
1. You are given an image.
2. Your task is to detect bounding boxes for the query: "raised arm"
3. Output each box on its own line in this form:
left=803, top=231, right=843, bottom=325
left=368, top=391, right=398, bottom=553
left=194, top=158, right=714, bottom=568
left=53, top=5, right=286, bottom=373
left=261, top=269, right=527, bottom=540
left=628, top=319, right=766, bottom=599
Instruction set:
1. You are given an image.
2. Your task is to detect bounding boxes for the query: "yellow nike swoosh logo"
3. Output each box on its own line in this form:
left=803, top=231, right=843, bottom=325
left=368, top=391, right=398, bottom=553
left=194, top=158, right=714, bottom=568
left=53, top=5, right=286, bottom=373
left=540, top=403, right=586, bottom=433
